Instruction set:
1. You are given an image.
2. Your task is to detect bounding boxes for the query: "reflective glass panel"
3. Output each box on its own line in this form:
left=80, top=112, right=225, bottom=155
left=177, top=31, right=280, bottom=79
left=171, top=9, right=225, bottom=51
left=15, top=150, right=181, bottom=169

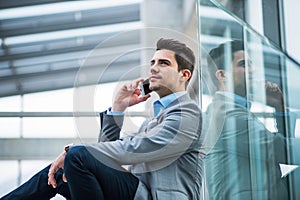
left=199, top=0, right=300, bottom=199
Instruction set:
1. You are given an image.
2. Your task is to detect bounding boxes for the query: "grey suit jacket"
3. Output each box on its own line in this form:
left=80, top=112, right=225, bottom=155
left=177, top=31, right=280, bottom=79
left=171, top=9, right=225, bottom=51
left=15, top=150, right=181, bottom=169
left=88, top=93, right=203, bottom=200
left=203, top=92, right=288, bottom=200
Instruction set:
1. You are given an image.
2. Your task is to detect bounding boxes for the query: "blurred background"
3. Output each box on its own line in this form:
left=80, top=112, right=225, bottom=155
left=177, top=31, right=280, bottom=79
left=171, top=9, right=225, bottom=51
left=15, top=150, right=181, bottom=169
left=0, top=0, right=299, bottom=199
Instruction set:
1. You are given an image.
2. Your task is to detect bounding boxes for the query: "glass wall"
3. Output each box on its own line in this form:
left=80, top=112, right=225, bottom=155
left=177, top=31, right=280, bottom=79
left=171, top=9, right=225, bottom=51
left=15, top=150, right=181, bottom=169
left=199, top=0, right=300, bottom=199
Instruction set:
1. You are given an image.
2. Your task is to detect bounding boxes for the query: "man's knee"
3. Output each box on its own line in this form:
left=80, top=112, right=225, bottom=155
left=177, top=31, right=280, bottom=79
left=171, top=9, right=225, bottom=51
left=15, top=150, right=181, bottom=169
left=64, top=145, right=87, bottom=170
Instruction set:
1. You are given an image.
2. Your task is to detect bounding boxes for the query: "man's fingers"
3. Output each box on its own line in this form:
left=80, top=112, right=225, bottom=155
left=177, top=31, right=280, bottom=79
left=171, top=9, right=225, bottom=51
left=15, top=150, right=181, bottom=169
left=136, top=93, right=151, bottom=104
left=122, top=78, right=145, bottom=93
left=141, top=93, right=151, bottom=101
left=62, top=174, right=68, bottom=183
left=48, top=163, right=59, bottom=188
left=134, top=78, right=144, bottom=88
left=48, top=173, right=57, bottom=188
left=129, top=78, right=144, bottom=91
left=46, top=151, right=67, bottom=188
left=125, top=83, right=136, bottom=92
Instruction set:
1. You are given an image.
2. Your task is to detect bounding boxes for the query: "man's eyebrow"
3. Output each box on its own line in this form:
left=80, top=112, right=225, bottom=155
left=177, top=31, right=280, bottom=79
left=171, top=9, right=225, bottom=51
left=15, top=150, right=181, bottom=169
left=150, top=58, right=171, bottom=64
left=159, top=58, right=171, bottom=63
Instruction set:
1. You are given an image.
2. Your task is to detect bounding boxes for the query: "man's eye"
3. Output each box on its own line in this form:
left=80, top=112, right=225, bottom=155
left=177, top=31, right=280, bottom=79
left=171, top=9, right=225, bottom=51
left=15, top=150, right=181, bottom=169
left=238, top=60, right=252, bottom=68
left=238, top=60, right=246, bottom=67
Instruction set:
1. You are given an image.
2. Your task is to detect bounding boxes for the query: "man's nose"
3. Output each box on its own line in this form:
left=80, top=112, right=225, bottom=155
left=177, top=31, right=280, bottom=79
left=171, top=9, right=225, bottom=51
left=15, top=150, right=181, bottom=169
left=150, top=64, right=159, bottom=73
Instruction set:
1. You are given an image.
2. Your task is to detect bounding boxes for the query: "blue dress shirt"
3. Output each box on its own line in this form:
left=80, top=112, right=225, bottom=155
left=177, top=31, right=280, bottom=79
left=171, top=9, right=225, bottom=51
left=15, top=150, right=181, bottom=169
left=108, top=92, right=187, bottom=117
left=153, top=92, right=186, bottom=117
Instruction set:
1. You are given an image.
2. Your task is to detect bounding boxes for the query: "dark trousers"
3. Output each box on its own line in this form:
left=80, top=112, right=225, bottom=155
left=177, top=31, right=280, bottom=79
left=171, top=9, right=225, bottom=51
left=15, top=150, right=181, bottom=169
left=1, top=145, right=139, bottom=200
left=0, top=165, right=70, bottom=200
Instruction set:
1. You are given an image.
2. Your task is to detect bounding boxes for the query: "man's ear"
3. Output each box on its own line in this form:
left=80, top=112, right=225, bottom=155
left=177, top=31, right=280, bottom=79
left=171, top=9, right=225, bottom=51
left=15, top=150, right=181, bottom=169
left=180, top=69, right=192, bottom=82
left=215, top=69, right=226, bottom=81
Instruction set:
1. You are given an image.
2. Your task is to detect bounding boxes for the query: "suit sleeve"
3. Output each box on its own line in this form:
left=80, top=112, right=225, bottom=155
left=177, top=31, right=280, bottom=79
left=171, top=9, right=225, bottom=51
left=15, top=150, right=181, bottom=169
left=98, top=110, right=124, bottom=142
left=92, top=102, right=202, bottom=165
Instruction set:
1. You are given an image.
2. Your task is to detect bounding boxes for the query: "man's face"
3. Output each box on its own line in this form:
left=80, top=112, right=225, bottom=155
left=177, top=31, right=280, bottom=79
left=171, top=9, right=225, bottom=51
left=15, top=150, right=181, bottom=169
left=149, top=49, right=185, bottom=98
left=231, top=50, right=253, bottom=97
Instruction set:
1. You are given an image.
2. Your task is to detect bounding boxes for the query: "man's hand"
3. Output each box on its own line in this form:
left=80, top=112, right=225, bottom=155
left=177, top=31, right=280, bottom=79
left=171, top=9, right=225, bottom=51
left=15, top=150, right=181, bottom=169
left=265, top=81, right=284, bottom=112
left=48, top=151, right=67, bottom=188
left=112, top=78, right=151, bottom=112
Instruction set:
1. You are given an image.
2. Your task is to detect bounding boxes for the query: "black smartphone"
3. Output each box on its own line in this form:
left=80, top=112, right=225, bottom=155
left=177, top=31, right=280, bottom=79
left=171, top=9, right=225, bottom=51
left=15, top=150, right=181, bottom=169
left=139, top=79, right=152, bottom=96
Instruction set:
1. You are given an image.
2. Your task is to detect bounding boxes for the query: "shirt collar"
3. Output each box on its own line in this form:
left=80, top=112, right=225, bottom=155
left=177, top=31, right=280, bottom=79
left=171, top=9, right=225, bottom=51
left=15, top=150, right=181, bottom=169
left=153, top=92, right=187, bottom=117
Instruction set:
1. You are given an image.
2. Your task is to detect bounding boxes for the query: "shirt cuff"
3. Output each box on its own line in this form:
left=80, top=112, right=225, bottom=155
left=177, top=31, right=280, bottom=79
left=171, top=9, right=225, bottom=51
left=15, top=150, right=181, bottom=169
left=107, top=107, right=124, bottom=116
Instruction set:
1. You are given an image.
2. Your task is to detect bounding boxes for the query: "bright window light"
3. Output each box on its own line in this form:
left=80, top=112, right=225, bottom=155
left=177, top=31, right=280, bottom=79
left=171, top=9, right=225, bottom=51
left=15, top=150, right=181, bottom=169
left=23, top=88, right=73, bottom=112
left=23, top=118, right=77, bottom=138
left=0, top=161, right=18, bottom=197
left=200, top=6, right=233, bottom=21
left=0, top=0, right=142, bottom=20
left=0, top=95, right=21, bottom=111
left=4, top=22, right=143, bottom=46
left=0, top=118, right=20, bottom=138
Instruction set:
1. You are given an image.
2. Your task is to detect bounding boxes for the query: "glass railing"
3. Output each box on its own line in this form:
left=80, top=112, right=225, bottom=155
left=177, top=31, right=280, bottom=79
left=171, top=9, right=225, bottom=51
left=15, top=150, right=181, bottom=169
left=198, top=0, right=300, bottom=199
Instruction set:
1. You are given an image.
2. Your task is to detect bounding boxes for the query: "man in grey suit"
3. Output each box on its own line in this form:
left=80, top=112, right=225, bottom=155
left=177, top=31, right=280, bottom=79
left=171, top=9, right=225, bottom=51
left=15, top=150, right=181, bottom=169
left=203, top=40, right=290, bottom=199
left=1, top=38, right=202, bottom=200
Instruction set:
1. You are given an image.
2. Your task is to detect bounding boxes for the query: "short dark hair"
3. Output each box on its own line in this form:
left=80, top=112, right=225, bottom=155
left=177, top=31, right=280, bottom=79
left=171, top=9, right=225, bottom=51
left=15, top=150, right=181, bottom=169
left=208, top=40, right=244, bottom=70
left=156, top=38, right=195, bottom=82
left=204, top=40, right=244, bottom=93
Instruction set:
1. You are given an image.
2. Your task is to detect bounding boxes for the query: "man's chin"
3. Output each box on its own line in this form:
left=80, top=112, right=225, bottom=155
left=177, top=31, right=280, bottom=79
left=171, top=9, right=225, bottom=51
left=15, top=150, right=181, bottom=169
left=149, top=85, right=159, bottom=91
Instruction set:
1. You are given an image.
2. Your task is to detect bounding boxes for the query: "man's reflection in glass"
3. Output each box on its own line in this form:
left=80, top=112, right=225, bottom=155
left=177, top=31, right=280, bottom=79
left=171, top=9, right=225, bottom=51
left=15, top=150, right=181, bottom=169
left=203, top=40, right=290, bottom=200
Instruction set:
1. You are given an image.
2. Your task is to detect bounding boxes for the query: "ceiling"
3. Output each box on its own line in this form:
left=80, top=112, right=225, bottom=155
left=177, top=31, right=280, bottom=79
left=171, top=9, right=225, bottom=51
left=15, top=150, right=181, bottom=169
left=0, top=0, right=142, bottom=97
